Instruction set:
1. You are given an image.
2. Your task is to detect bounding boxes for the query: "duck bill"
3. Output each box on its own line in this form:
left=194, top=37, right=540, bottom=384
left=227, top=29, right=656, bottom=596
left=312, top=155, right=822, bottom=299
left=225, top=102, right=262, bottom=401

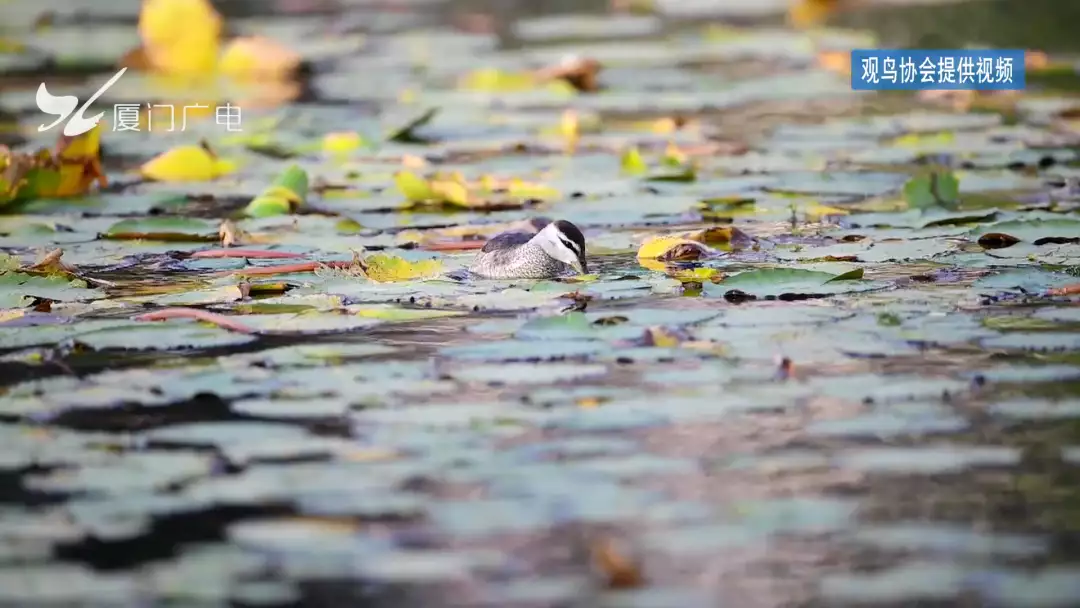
left=573, top=255, right=588, bottom=275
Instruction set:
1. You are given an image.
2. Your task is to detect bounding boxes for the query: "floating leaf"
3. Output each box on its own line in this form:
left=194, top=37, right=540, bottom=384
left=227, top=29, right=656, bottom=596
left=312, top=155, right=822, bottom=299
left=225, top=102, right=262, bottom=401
left=621, top=147, right=648, bottom=176
left=637, top=235, right=719, bottom=261
left=243, top=165, right=309, bottom=217
left=393, top=171, right=551, bottom=209
left=459, top=68, right=539, bottom=92
left=710, top=267, right=871, bottom=298
left=394, top=171, right=434, bottom=202
left=323, top=132, right=366, bottom=156
left=218, top=36, right=301, bottom=81
left=386, top=108, right=438, bottom=143
left=349, top=305, right=464, bottom=322
left=360, top=253, right=443, bottom=282
left=140, top=144, right=236, bottom=182
left=903, top=170, right=960, bottom=210
left=0, top=272, right=105, bottom=306
left=1, top=126, right=106, bottom=206
left=103, top=217, right=218, bottom=241
left=137, top=0, right=222, bottom=75
left=972, top=219, right=1080, bottom=245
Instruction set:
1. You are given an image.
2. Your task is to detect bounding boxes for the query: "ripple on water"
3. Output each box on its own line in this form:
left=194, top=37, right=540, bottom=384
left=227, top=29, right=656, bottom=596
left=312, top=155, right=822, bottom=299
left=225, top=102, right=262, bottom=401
left=813, top=374, right=970, bottom=404
left=987, top=397, right=1080, bottom=421
left=228, top=580, right=301, bottom=606
left=641, top=523, right=764, bottom=555
left=836, top=446, right=1022, bottom=474
left=0, top=565, right=137, bottom=604
left=144, top=544, right=269, bottom=602
left=963, top=364, right=1080, bottom=384
left=598, top=588, right=718, bottom=608
left=506, top=437, right=642, bottom=462
left=722, top=449, right=832, bottom=473
left=805, top=407, right=969, bottom=439
left=850, top=524, right=1048, bottom=558
left=437, top=339, right=610, bottom=362
left=736, top=497, right=860, bottom=534
left=446, top=362, right=610, bottom=384
left=352, top=401, right=553, bottom=429
left=968, top=567, right=1080, bottom=607
left=354, top=549, right=507, bottom=583
left=820, top=560, right=966, bottom=603
left=483, top=576, right=594, bottom=607
left=428, top=499, right=558, bottom=537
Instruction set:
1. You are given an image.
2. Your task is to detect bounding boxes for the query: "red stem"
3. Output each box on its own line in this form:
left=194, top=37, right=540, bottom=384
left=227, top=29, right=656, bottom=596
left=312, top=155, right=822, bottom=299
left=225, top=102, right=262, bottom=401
left=214, top=260, right=354, bottom=277
left=133, top=307, right=259, bottom=334
left=191, top=249, right=305, bottom=259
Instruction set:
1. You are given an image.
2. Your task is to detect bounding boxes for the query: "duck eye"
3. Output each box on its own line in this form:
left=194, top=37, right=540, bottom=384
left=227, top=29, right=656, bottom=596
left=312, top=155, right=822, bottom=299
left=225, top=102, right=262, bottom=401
left=559, top=237, right=580, bottom=254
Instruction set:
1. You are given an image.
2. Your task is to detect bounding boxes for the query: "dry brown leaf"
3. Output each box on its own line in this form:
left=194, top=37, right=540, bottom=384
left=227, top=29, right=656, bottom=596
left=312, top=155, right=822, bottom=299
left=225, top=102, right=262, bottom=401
left=533, top=56, right=602, bottom=93
left=590, top=537, right=644, bottom=589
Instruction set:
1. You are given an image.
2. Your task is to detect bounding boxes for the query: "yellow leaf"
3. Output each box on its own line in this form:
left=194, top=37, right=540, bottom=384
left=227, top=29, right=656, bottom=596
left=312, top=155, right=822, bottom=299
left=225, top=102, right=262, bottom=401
left=351, top=306, right=463, bottom=321
left=682, top=226, right=735, bottom=245
left=620, top=147, right=648, bottom=176
left=505, top=178, right=559, bottom=200
left=430, top=179, right=471, bottom=206
left=138, top=0, right=222, bottom=75
left=816, top=50, right=851, bottom=76
left=560, top=109, right=579, bottom=140
left=804, top=202, right=849, bottom=220
left=361, top=253, right=442, bottom=282
left=56, top=124, right=101, bottom=162
left=459, top=68, right=537, bottom=91
left=323, top=131, right=364, bottom=155
left=890, top=131, right=955, bottom=148
left=140, top=144, right=235, bottom=181
left=636, top=235, right=710, bottom=260
left=670, top=267, right=720, bottom=282
left=0, top=309, right=26, bottom=324
left=644, top=326, right=682, bottom=348
left=577, top=397, right=602, bottom=409
left=394, top=170, right=434, bottom=201
left=661, top=142, right=687, bottom=166
left=787, top=0, right=842, bottom=29
left=219, top=36, right=301, bottom=81
left=0, top=38, right=25, bottom=53
left=53, top=124, right=107, bottom=196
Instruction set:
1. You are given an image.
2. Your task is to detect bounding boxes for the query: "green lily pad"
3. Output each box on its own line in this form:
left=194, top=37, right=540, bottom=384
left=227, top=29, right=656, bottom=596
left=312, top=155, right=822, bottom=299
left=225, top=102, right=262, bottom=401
left=707, top=268, right=878, bottom=298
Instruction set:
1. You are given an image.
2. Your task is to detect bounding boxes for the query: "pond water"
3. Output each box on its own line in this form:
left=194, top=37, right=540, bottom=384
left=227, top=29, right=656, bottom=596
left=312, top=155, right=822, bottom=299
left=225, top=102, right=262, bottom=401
left=1, top=0, right=1080, bottom=606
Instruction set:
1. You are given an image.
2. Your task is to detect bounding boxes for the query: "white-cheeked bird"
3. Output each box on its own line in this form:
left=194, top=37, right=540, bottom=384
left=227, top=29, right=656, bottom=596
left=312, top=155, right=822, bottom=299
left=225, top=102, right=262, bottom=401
left=467, top=219, right=588, bottom=280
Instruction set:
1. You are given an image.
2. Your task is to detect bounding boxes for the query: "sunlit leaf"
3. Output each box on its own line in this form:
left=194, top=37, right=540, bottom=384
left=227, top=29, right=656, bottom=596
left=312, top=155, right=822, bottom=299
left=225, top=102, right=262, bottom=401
left=138, top=0, right=222, bottom=74
left=218, top=36, right=301, bottom=81
left=140, top=144, right=236, bottom=182
left=620, top=146, right=648, bottom=176
left=323, top=132, right=366, bottom=156
left=637, top=235, right=718, bottom=261
left=360, top=253, right=443, bottom=282
left=394, top=170, right=435, bottom=202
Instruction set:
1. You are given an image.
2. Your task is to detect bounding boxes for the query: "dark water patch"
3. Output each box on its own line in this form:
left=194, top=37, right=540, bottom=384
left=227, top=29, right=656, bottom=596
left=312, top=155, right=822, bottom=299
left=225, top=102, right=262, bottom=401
left=54, top=503, right=296, bottom=572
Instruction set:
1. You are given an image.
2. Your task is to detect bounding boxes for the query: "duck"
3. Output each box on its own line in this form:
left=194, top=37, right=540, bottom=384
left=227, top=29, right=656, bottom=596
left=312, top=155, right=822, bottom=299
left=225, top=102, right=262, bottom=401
left=467, top=219, right=588, bottom=279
